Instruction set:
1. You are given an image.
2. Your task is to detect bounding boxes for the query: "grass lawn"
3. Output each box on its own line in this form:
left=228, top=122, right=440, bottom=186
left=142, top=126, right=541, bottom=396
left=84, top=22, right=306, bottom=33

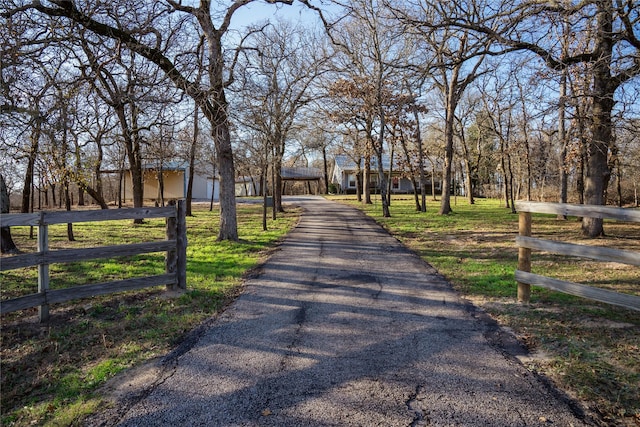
left=329, top=194, right=640, bottom=426
left=0, top=203, right=299, bottom=427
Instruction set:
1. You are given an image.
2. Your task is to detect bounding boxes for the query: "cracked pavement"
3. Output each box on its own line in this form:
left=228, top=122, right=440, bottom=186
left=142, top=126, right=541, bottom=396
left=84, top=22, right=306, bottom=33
left=90, top=196, right=591, bottom=426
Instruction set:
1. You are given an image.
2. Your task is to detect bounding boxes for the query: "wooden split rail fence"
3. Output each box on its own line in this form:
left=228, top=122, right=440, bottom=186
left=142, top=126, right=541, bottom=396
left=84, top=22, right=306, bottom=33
left=515, top=201, right=640, bottom=312
left=0, top=200, right=187, bottom=322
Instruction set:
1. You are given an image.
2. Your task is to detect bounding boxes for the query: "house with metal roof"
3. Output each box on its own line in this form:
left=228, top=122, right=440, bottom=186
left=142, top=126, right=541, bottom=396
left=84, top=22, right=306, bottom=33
left=331, top=154, right=442, bottom=195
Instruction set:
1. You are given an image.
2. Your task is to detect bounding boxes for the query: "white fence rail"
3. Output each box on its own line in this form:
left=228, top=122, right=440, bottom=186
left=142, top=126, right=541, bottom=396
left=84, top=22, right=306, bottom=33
left=515, top=201, right=640, bottom=312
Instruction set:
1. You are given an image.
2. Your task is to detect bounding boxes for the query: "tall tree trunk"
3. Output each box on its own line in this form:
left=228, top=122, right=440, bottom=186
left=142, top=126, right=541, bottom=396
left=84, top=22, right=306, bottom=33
left=21, top=125, right=41, bottom=213
left=386, top=144, right=394, bottom=207
left=75, top=139, right=85, bottom=207
left=157, top=165, right=165, bottom=207
left=186, top=107, right=199, bottom=216
left=431, top=161, right=437, bottom=200
left=209, top=99, right=239, bottom=241
left=363, top=153, right=372, bottom=204
left=355, top=162, right=362, bottom=202
left=273, top=131, right=285, bottom=213
left=376, top=150, right=390, bottom=217
left=439, top=82, right=457, bottom=215
left=375, top=106, right=390, bottom=218
left=413, top=106, right=426, bottom=212
left=558, top=67, right=569, bottom=218
left=115, top=103, right=144, bottom=218
left=262, top=160, right=268, bottom=231
left=271, top=147, right=276, bottom=220
left=581, top=5, right=614, bottom=238
left=615, top=157, right=622, bottom=207
left=506, top=142, right=516, bottom=214
left=64, top=176, right=75, bottom=241
left=322, top=145, right=329, bottom=194
left=557, top=16, right=570, bottom=217
left=500, top=138, right=510, bottom=209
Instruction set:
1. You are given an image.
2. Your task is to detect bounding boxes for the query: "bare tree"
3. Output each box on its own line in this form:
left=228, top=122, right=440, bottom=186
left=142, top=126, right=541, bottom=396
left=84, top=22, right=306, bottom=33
left=232, top=20, right=328, bottom=214
left=388, top=0, right=495, bottom=215
left=7, top=0, right=295, bottom=240
left=409, top=0, right=640, bottom=236
left=308, top=0, right=416, bottom=217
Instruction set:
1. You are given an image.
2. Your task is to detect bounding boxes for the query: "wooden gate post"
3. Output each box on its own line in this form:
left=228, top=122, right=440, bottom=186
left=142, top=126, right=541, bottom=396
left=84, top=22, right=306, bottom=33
left=517, top=211, right=532, bottom=303
left=38, top=212, right=50, bottom=322
left=176, top=199, right=187, bottom=290
left=165, top=201, right=177, bottom=291
left=165, top=200, right=187, bottom=291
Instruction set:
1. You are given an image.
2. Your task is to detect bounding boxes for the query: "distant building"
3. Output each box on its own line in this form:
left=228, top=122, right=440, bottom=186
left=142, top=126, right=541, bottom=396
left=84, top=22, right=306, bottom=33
left=235, top=176, right=261, bottom=197
left=331, top=154, right=442, bottom=195
left=122, top=161, right=218, bottom=202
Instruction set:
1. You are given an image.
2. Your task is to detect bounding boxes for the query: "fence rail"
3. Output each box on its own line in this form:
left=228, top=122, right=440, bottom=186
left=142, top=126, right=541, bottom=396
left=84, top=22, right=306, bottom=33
left=515, top=201, right=640, bottom=312
left=0, top=201, right=187, bottom=322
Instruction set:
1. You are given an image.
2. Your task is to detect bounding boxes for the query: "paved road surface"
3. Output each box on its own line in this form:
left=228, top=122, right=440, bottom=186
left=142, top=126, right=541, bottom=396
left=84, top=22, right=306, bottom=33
left=92, top=196, right=589, bottom=426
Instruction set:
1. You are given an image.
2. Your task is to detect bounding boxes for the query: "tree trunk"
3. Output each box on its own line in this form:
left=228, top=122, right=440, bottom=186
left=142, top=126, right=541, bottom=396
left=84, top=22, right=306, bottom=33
left=439, top=63, right=461, bottom=215
left=506, top=142, right=516, bottom=214
left=363, top=154, right=372, bottom=204
left=157, top=166, right=165, bottom=207
left=21, top=125, right=41, bottom=213
left=275, top=162, right=284, bottom=213
left=212, top=112, right=238, bottom=241
left=375, top=111, right=390, bottom=217
left=558, top=66, right=568, bottom=218
left=386, top=144, right=394, bottom=207
left=64, top=176, right=75, bottom=241
left=500, top=138, right=510, bottom=209
left=356, top=163, right=362, bottom=202
left=262, top=163, right=268, bottom=231
left=81, top=184, right=109, bottom=209
left=413, top=106, right=426, bottom=212
left=1, top=174, right=19, bottom=254
left=186, top=107, right=199, bottom=216
left=581, top=5, right=614, bottom=238
left=439, top=93, right=456, bottom=214
left=322, top=145, right=329, bottom=194
left=458, top=123, right=475, bottom=205
left=115, top=103, right=144, bottom=219
left=376, top=151, right=390, bottom=217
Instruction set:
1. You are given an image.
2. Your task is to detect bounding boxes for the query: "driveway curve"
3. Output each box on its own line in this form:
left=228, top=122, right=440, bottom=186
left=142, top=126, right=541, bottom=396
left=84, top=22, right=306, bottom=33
left=92, top=196, right=590, bottom=426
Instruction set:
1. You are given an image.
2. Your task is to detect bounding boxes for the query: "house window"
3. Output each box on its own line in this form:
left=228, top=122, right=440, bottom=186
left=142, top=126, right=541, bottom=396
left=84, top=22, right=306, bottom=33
left=392, top=177, right=399, bottom=190
left=348, top=174, right=356, bottom=188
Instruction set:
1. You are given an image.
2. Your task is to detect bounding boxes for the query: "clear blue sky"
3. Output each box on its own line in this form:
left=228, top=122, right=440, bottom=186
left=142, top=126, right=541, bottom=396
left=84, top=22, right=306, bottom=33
left=229, top=1, right=323, bottom=30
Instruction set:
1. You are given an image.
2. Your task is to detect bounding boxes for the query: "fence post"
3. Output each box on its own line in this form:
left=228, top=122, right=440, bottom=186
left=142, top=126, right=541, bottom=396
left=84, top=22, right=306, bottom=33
left=38, top=212, right=50, bottom=322
left=165, top=201, right=177, bottom=291
left=176, top=199, right=187, bottom=290
left=517, top=210, right=532, bottom=303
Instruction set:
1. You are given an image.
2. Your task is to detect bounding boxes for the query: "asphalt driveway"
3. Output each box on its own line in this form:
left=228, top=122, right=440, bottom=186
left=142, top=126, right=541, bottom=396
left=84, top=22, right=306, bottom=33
left=90, top=196, right=590, bottom=426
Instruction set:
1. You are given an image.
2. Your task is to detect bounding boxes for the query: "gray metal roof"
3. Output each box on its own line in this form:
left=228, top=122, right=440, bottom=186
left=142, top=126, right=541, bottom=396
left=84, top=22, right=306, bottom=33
left=281, top=167, right=323, bottom=180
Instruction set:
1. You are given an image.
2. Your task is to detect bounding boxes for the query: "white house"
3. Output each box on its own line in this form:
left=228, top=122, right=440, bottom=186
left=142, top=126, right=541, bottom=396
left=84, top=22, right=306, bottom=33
left=331, top=154, right=441, bottom=195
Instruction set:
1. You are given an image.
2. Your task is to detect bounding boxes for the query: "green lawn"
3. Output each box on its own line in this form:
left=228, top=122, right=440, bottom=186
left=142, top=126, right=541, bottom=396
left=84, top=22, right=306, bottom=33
left=330, top=194, right=640, bottom=425
left=0, top=203, right=299, bottom=427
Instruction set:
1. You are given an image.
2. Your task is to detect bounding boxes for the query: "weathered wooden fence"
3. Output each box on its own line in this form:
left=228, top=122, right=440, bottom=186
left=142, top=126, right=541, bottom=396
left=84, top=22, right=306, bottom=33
left=515, top=201, right=640, bottom=312
left=0, top=200, right=187, bottom=322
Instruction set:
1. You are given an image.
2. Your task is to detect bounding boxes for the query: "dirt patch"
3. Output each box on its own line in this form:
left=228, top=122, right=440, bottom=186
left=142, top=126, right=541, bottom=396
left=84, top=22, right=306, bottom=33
left=578, top=318, right=635, bottom=329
